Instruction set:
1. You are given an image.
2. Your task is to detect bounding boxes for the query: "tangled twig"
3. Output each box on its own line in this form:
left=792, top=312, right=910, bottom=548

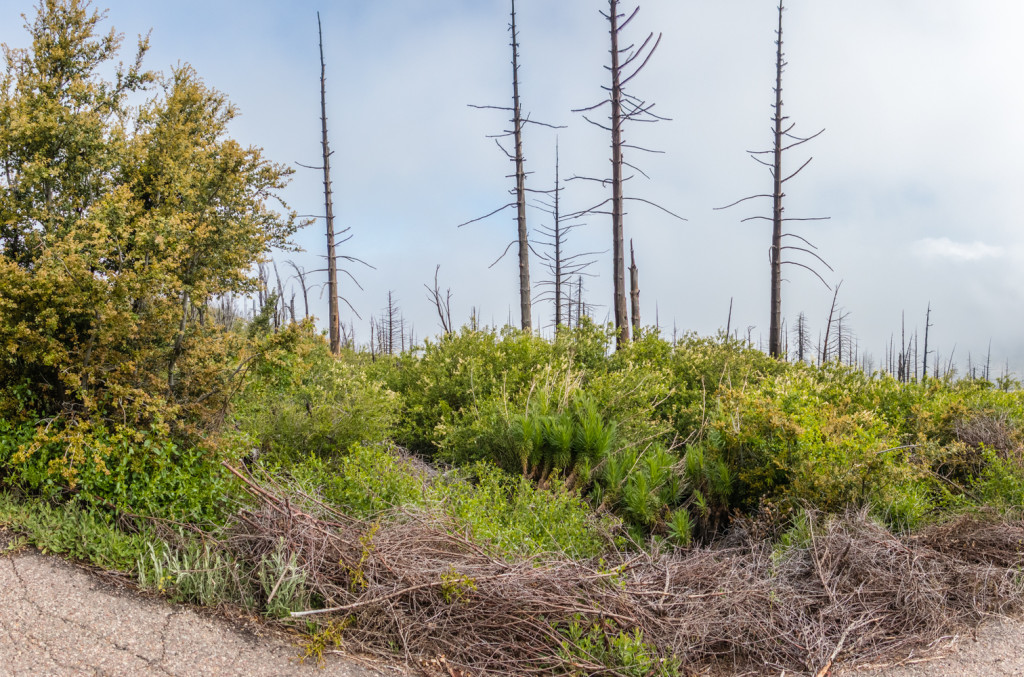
left=216, top=463, right=1024, bottom=676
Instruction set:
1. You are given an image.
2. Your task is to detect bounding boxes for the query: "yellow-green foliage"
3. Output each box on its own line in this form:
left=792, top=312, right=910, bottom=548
left=377, top=321, right=616, bottom=456
left=0, top=1, right=300, bottom=470
left=439, top=462, right=614, bottom=558
left=300, top=617, right=354, bottom=667
left=699, top=364, right=1024, bottom=531
left=440, top=566, right=477, bottom=604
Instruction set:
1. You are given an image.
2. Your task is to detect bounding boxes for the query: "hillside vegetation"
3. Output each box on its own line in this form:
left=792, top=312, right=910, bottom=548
left=3, top=3, right=1024, bottom=675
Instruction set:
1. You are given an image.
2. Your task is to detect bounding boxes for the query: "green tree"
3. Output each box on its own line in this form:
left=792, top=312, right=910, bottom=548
left=0, top=1, right=299, bottom=456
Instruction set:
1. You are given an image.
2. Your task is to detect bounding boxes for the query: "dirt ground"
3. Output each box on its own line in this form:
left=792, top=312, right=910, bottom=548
left=835, top=618, right=1024, bottom=677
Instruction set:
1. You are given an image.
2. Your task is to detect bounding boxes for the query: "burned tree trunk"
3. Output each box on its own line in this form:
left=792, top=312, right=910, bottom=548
left=768, top=3, right=785, bottom=358
left=821, top=281, right=841, bottom=364
left=629, top=239, right=640, bottom=338
left=286, top=261, right=311, bottom=319
left=510, top=0, right=531, bottom=331
left=794, top=311, right=808, bottom=363
left=425, top=265, right=453, bottom=335
left=922, top=302, right=932, bottom=383
left=553, top=145, right=562, bottom=327
left=460, top=1, right=564, bottom=333
left=610, top=0, right=628, bottom=345
left=318, top=13, right=341, bottom=354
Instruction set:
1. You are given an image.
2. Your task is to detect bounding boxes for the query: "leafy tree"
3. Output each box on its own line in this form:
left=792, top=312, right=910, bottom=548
left=0, top=1, right=299, bottom=458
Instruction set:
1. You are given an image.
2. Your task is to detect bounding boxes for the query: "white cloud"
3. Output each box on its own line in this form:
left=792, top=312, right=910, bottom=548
left=915, top=237, right=1005, bottom=262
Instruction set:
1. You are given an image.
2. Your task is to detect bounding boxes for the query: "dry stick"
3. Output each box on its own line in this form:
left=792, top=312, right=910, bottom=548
left=266, top=565, right=290, bottom=606
left=289, top=570, right=633, bottom=620
left=221, top=462, right=286, bottom=511
left=815, top=616, right=882, bottom=677
left=821, top=281, right=841, bottom=363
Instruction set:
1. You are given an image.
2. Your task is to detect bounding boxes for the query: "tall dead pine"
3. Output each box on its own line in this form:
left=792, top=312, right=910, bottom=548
left=717, top=1, right=831, bottom=359
left=510, top=0, right=530, bottom=331
left=461, top=0, right=562, bottom=332
left=609, top=1, right=628, bottom=344
left=534, top=142, right=597, bottom=329
left=318, top=13, right=341, bottom=354
left=573, top=1, right=680, bottom=349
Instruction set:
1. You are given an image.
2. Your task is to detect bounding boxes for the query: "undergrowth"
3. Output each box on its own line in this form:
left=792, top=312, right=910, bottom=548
left=3, top=323, right=1024, bottom=676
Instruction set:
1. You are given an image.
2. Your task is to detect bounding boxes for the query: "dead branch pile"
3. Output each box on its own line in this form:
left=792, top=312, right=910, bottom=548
left=955, top=411, right=1021, bottom=457
left=221, top=464, right=1024, bottom=676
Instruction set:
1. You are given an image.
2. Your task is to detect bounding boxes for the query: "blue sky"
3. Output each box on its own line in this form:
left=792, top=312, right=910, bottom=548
left=4, top=1, right=1024, bottom=374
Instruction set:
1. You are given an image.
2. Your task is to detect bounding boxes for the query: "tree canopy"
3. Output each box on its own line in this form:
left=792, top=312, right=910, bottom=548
left=0, top=0, right=300, bottom=444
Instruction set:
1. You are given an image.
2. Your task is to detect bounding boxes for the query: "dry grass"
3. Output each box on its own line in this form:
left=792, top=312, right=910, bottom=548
left=220, top=463, right=1024, bottom=676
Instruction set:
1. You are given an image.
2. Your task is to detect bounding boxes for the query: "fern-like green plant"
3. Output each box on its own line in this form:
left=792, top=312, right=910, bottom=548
left=544, top=413, right=576, bottom=472
left=666, top=508, right=693, bottom=548
left=574, top=395, right=617, bottom=464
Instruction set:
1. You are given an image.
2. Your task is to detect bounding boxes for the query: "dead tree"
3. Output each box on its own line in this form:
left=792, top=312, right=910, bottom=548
left=629, top=239, right=640, bottom=337
left=372, top=292, right=405, bottom=356
left=273, top=260, right=288, bottom=327
left=460, top=0, right=563, bottom=333
left=831, top=309, right=852, bottom=366
left=425, top=265, right=454, bottom=335
left=717, top=1, right=831, bottom=358
left=293, top=14, right=372, bottom=348
left=792, top=311, right=810, bottom=363
left=922, top=303, right=932, bottom=383
left=286, top=261, right=311, bottom=319
left=533, top=142, right=598, bottom=329
left=820, top=281, right=841, bottom=363
left=572, top=0, right=682, bottom=349
left=315, top=13, right=342, bottom=352
left=565, top=275, right=590, bottom=328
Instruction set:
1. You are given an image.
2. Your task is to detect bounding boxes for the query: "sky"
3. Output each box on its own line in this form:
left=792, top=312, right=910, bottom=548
left=3, top=1, right=1023, bottom=374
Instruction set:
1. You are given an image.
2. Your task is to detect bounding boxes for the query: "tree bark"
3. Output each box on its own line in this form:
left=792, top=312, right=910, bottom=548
left=553, top=142, right=562, bottom=328
left=609, top=0, right=629, bottom=347
left=922, top=302, right=931, bottom=383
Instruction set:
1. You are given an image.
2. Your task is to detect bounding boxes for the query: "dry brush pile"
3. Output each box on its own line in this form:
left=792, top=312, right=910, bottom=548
left=219, top=463, right=1024, bottom=676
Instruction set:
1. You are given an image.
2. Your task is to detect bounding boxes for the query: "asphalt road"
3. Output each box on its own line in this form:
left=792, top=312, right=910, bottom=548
left=0, top=536, right=404, bottom=677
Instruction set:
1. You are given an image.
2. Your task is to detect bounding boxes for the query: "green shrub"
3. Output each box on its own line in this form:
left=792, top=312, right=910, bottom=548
left=1, top=419, right=233, bottom=523
left=234, top=321, right=397, bottom=458
left=666, top=508, right=693, bottom=548
left=0, top=493, right=152, bottom=570
left=557, top=617, right=680, bottom=676
left=283, top=443, right=429, bottom=518
left=378, top=326, right=560, bottom=455
left=268, top=444, right=613, bottom=559
left=972, top=449, right=1024, bottom=510
left=439, top=462, right=615, bottom=558
left=232, top=323, right=399, bottom=460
